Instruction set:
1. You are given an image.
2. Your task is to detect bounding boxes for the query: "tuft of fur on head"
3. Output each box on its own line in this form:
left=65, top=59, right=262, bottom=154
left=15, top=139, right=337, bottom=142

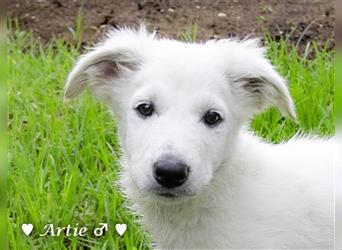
left=64, top=26, right=296, bottom=121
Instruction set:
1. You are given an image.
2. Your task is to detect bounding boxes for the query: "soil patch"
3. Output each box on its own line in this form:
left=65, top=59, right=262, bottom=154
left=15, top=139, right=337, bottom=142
left=8, top=0, right=334, bottom=52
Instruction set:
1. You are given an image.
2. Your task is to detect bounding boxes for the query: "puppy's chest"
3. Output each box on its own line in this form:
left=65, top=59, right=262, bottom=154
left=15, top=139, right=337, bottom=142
left=146, top=204, right=235, bottom=248
left=142, top=191, right=291, bottom=248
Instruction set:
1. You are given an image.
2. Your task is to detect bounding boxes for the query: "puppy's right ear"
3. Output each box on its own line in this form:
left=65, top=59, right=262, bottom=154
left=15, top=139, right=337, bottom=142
left=64, top=47, right=141, bottom=101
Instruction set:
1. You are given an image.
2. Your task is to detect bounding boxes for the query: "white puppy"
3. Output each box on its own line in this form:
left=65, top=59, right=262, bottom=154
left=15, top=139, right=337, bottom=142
left=64, top=27, right=335, bottom=249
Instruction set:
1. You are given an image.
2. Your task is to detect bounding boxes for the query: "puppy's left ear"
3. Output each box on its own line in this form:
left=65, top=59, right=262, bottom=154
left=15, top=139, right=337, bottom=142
left=64, top=48, right=140, bottom=102
left=64, top=27, right=152, bottom=102
left=229, top=40, right=296, bottom=121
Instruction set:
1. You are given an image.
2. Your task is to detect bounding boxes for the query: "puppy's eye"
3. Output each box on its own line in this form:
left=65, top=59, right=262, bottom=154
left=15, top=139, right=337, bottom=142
left=136, top=103, right=154, bottom=117
left=203, top=110, right=222, bottom=126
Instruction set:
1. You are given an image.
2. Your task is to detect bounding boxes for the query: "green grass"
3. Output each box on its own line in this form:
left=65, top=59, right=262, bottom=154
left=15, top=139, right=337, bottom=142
left=251, top=35, right=334, bottom=142
left=1, top=20, right=8, bottom=250
left=8, top=30, right=150, bottom=249
left=8, top=28, right=334, bottom=249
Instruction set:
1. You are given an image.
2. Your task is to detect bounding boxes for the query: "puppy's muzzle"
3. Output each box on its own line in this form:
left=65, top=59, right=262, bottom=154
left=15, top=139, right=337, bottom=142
left=153, top=155, right=190, bottom=189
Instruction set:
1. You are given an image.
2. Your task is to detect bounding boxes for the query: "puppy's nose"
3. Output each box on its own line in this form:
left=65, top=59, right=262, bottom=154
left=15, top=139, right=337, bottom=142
left=153, top=157, right=190, bottom=188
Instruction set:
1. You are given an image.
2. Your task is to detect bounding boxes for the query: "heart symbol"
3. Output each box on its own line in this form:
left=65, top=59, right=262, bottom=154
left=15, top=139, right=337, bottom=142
left=115, top=224, right=127, bottom=236
left=22, top=224, right=33, bottom=236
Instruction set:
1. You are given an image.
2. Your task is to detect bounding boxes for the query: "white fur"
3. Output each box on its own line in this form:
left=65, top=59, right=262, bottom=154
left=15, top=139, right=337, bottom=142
left=65, top=27, right=336, bottom=249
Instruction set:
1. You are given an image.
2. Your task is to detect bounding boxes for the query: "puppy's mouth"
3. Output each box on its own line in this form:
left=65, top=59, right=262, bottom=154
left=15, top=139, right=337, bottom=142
left=158, top=192, right=177, bottom=198
left=149, top=187, right=196, bottom=200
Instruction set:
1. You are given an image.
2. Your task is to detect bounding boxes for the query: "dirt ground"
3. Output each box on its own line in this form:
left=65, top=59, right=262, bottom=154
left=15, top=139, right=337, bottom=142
left=8, top=0, right=334, bottom=51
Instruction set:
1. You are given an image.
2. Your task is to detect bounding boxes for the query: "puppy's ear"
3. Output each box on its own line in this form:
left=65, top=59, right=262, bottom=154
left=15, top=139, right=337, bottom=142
left=229, top=40, right=296, bottom=120
left=64, top=27, right=153, bottom=102
left=64, top=48, right=140, bottom=101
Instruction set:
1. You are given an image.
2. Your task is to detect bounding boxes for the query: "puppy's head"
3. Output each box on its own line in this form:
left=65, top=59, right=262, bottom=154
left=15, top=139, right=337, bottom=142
left=65, top=27, right=296, bottom=202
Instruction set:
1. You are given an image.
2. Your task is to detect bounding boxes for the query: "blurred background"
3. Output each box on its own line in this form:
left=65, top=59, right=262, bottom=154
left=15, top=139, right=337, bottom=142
left=8, top=0, right=334, bottom=53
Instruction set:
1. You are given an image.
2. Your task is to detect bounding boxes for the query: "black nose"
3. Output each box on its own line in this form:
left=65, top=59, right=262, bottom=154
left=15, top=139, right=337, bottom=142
left=153, top=156, right=190, bottom=188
